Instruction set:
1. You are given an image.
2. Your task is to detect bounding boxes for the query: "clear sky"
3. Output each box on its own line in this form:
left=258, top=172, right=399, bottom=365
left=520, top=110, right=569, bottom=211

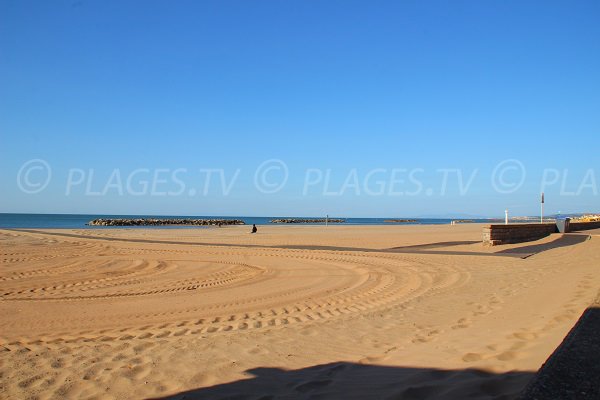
left=1, top=0, right=599, bottom=217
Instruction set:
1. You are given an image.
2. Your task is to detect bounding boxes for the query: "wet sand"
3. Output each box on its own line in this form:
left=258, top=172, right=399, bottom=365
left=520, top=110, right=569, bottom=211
left=1, top=224, right=598, bottom=399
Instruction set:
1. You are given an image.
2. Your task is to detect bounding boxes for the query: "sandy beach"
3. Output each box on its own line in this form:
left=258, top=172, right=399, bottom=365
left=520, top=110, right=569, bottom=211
left=1, top=224, right=599, bottom=399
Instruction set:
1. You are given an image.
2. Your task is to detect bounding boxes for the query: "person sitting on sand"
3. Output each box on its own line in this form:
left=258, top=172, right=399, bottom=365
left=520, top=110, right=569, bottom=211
left=251, top=224, right=257, bottom=234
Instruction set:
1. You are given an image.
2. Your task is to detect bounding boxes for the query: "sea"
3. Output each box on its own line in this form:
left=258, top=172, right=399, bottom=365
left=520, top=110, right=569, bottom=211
left=0, top=214, right=499, bottom=229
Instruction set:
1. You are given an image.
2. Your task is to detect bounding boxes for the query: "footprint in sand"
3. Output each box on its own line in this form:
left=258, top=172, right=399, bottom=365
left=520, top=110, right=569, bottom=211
left=358, top=354, right=389, bottom=363
left=133, top=342, right=154, bottom=352
left=247, top=346, right=268, bottom=355
left=462, top=352, right=483, bottom=362
left=18, top=374, right=44, bottom=389
left=298, top=327, right=317, bottom=336
left=511, top=332, right=538, bottom=341
left=411, top=336, right=431, bottom=344
left=495, top=350, right=517, bottom=361
left=112, top=353, right=128, bottom=361
left=452, top=317, right=471, bottom=329
left=553, top=314, right=573, bottom=323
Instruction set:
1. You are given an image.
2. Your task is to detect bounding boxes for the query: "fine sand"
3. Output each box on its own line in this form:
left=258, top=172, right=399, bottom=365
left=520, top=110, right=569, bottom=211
left=1, top=225, right=599, bottom=399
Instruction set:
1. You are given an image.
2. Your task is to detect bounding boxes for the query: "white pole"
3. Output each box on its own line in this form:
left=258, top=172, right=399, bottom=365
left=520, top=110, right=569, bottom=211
left=505, top=209, right=508, bottom=225
left=541, top=202, right=544, bottom=223
left=540, top=192, right=544, bottom=223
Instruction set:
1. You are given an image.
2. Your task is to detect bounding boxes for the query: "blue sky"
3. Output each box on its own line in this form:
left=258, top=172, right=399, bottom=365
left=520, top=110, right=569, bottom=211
left=1, top=0, right=599, bottom=217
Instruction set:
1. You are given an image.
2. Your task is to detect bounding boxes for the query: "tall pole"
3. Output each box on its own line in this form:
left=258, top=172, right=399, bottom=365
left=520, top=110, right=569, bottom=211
left=505, top=209, right=508, bottom=225
left=540, top=192, right=544, bottom=223
left=326, top=214, right=328, bottom=227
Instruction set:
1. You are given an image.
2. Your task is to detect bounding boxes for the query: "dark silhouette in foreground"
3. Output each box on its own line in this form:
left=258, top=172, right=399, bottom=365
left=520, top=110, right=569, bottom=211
left=148, top=363, right=534, bottom=399
left=251, top=224, right=257, bottom=234
left=518, top=303, right=600, bottom=400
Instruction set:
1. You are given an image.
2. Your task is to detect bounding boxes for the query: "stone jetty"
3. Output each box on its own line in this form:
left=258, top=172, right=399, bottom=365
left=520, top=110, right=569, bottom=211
left=87, top=218, right=245, bottom=226
left=270, top=218, right=345, bottom=224
left=383, top=219, right=417, bottom=223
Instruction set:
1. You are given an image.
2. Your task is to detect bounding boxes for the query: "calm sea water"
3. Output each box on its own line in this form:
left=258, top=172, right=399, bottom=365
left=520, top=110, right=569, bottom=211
left=0, top=214, right=498, bottom=229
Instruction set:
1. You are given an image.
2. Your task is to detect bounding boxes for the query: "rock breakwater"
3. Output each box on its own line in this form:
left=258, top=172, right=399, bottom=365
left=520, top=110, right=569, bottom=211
left=87, top=218, right=245, bottom=226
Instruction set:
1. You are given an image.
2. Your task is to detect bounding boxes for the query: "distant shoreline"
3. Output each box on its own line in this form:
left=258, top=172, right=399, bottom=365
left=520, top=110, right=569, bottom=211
left=0, top=214, right=498, bottom=229
left=4, top=212, right=597, bottom=229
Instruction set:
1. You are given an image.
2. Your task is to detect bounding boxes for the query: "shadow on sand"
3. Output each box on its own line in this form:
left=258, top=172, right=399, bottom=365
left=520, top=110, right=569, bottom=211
left=14, top=230, right=590, bottom=260
left=386, top=234, right=590, bottom=259
left=496, top=234, right=590, bottom=257
left=149, top=362, right=535, bottom=400
left=518, top=303, right=600, bottom=399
